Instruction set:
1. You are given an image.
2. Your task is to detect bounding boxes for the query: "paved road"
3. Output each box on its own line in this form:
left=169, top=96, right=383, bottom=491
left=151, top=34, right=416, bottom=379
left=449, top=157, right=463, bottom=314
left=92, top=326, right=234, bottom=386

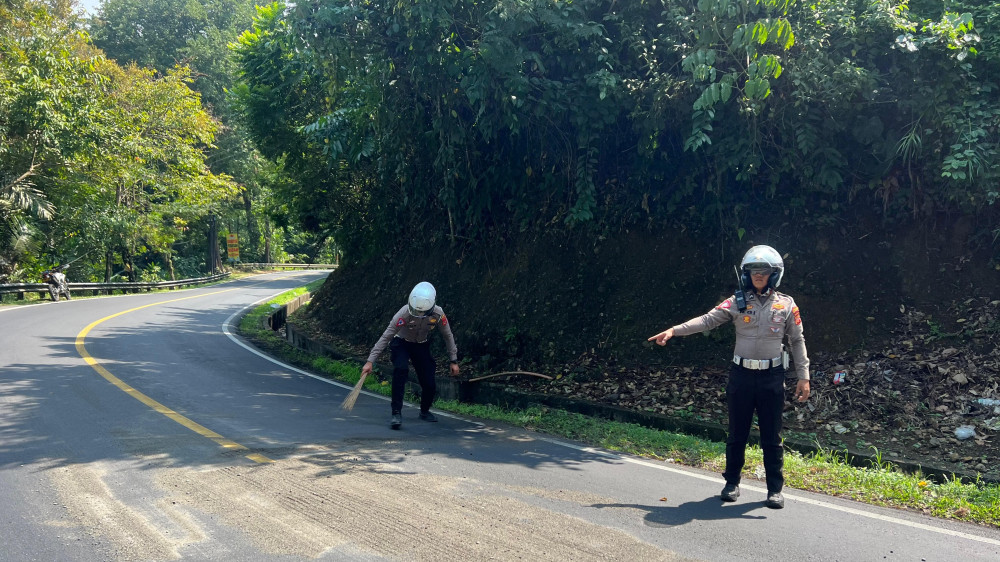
left=1, top=271, right=998, bottom=560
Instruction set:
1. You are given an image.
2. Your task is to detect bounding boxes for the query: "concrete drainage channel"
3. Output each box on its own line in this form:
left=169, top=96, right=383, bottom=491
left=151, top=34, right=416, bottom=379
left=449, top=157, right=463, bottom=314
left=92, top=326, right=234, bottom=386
left=264, top=296, right=994, bottom=486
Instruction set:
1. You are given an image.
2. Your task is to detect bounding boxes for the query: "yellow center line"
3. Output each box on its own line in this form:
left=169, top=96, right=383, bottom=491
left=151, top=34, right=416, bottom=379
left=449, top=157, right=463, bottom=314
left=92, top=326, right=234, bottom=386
left=75, top=287, right=278, bottom=464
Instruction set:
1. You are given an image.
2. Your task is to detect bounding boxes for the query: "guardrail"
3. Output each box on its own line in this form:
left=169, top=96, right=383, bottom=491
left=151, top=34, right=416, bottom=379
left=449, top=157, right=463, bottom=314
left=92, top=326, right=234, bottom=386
left=237, top=263, right=338, bottom=270
left=0, top=272, right=231, bottom=301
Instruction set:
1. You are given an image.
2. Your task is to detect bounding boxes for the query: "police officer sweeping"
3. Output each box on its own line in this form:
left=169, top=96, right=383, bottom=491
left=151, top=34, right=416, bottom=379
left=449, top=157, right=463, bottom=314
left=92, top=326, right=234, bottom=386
left=648, top=245, right=810, bottom=509
left=361, top=282, right=459, bottom=430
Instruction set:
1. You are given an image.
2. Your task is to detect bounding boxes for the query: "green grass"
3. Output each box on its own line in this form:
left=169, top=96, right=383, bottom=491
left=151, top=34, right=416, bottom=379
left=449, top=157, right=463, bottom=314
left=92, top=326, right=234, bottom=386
left=434, top=400, right=725, bottom=466
left=238, top=278, right=323, bottom=338
left=243, top=283, right=1000, bottom=529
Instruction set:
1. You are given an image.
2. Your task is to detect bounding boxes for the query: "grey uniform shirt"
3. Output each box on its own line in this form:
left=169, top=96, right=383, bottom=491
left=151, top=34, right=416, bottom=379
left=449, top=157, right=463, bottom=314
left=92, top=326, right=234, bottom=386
left=672, top=290, right=810, bottom=380
left=367, top=305, right=458, bottom=364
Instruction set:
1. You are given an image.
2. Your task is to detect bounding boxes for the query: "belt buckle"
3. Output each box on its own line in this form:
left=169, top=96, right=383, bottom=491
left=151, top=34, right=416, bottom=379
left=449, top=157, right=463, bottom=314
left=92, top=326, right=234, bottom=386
left=749, top=359, right=761, bottom=370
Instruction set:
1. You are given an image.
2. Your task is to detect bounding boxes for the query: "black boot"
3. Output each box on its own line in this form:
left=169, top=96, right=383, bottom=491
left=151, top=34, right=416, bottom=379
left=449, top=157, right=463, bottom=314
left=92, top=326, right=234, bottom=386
left=720, top=483, right=740, bottom=502
left=765, top=491, right=784, bottom=509
left=390, top=413, right=402, bottom=430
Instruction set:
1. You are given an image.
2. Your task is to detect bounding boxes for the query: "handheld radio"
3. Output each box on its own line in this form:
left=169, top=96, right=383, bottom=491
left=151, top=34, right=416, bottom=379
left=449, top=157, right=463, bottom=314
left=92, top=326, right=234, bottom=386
left=733, top=265, right=747, bottom=312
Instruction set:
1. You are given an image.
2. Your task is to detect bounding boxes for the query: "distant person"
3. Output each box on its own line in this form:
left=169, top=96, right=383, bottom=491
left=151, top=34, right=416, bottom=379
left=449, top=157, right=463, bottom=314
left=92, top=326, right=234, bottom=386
left=648, top=245, right=810, bottom=509
left=361, top=281, right=460, bottom=429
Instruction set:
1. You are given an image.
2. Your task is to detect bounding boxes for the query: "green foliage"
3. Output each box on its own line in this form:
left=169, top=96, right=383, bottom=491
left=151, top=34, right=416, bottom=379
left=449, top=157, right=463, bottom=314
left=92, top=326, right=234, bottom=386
left=0, top=2, right=238, bottom=280
left=234, top=0, right=637, bottom=258
left=230, top=3, right=351, bottom=260
left=226, top=0, right=999, bottom=260
left=5, top=0, right=998, bottom=275
left=679, top=0, right=798, bottom=152
left=0, top=4, right=86, bottom=264
left=91, top=0, right=257, bottom=111
left=92, top=0, right=295, bottom=270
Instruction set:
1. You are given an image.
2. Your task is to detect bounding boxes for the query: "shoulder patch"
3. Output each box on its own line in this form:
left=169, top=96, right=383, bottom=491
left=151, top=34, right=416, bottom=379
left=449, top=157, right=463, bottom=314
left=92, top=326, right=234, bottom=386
left=441, top=315, right=448, bottom=326
left=396, top=317, right=405, bottom=327
left=718, top=300, right=732, bottom=310
left=792, top=306, right=801, bottom=325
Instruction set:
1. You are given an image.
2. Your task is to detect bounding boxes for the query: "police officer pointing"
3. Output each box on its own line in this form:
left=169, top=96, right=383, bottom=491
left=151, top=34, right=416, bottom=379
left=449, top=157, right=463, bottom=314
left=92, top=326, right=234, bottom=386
left=361, top=282, right=460, bottom=430
left=648, top=245, right=810, bottom=509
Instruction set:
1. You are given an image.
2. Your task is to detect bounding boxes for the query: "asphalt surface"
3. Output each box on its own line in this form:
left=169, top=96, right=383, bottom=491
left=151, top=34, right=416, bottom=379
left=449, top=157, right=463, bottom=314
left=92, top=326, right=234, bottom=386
left=1, top=270, right=998, bottom=560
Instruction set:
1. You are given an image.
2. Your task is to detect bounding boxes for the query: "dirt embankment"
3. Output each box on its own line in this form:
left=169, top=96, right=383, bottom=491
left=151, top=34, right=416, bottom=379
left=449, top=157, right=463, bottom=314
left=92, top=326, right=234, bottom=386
left=306, top=215, right=1000, bottom=477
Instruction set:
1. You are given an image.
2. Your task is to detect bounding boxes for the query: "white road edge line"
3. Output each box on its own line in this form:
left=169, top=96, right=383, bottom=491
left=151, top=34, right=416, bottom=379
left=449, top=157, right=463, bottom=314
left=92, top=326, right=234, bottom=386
left=221, top=277, right=1000, bottom=548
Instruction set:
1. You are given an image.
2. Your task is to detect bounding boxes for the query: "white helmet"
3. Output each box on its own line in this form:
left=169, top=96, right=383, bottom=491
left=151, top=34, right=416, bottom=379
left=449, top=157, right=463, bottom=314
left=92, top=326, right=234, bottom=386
left=740, top=245, right=784, bottom=288
left=408, top=281, right=436, bottom=316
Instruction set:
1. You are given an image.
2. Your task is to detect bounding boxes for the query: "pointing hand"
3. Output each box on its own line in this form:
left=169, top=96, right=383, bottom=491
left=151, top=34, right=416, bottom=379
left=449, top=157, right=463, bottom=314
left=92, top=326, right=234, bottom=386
left=647, top=328, right=675, bottom=346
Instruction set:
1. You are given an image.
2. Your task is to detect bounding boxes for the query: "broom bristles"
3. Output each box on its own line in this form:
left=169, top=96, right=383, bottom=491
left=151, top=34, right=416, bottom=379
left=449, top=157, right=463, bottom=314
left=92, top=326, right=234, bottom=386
left=340, top=372, right=369, bottom=411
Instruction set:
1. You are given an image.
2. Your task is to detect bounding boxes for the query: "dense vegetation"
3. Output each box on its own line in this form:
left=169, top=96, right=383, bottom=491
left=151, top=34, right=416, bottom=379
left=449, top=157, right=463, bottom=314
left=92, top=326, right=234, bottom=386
left=0, top=0, right=334, bottom=285
left=232, top=0, right=998, bottom=261
left=2, top=0, right=997, bottom=281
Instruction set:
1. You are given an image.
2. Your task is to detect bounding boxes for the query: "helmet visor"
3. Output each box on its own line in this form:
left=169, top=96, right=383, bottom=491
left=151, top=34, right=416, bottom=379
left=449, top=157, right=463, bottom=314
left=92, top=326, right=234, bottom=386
left=745, top=265, right=774, bottom=277
left=408, top=304, right=430, bottom=317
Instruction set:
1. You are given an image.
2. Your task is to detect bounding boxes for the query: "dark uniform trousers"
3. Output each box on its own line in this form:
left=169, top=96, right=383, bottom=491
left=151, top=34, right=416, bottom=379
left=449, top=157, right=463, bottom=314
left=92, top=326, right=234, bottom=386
left=723, top=364, right=785, bottom=494
left=389, top=337, right=436, bottom=415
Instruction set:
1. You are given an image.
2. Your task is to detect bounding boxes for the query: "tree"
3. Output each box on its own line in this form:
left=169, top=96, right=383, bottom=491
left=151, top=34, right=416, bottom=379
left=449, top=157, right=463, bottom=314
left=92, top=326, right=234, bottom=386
left=70, top=62, right=238, bottom=280
left=1, top=2, right=96, bottom=274
left=1, top=2, right=238, bottom=280
left=93, top=0, right=299, bottom=265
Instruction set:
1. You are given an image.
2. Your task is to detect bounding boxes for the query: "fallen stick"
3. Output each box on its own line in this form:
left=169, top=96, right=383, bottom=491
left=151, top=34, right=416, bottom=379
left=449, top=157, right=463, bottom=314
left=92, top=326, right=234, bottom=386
left=467, top=371, right=554, bottom=383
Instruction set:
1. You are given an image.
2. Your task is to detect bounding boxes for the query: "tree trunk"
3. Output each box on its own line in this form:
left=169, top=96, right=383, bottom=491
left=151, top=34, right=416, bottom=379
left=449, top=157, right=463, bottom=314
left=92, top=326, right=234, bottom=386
left=264, top=217, right=272, bottom=264
left=164, top=251, right=176, bottom=280
left=242, top=189, right=260, bottom=260
left=121, top=249, right=135, bottom=281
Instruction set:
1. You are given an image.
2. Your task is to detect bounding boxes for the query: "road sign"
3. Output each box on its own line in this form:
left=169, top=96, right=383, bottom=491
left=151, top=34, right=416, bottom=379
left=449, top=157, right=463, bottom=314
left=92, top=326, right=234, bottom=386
left=226, top=233, right=239, bottom=260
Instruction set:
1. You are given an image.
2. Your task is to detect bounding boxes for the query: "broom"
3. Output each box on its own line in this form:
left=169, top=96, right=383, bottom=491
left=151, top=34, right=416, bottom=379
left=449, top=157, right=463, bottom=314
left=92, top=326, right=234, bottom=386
left=340, top=372, right=369, bottom=411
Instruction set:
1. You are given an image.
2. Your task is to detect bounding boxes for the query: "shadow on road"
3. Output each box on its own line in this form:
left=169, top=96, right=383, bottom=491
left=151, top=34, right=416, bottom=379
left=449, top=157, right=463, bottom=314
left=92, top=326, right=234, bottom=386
left=592, top=496, right=767, bottom=527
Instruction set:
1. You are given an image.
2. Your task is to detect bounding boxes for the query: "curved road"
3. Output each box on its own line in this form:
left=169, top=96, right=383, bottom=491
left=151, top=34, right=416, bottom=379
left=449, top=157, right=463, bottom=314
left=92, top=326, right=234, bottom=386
left=1, top=271, right=998, bottom=560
